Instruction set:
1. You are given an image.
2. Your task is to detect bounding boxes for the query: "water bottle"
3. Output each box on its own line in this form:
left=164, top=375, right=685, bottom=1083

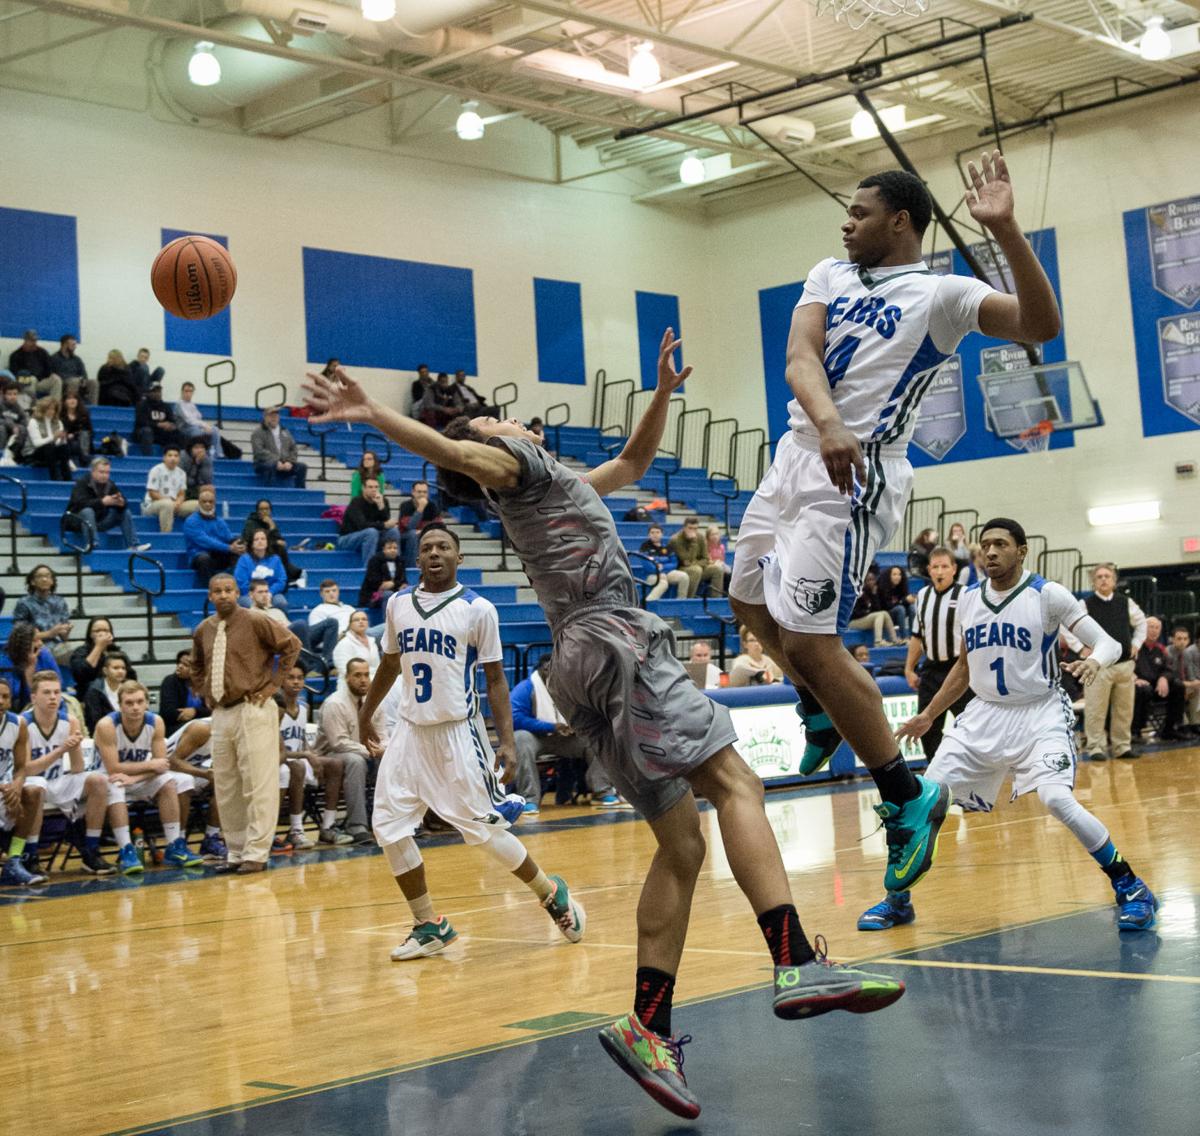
left=133, top=828, right=148, bottom=865
left=221, top=500, right=229, bottom=519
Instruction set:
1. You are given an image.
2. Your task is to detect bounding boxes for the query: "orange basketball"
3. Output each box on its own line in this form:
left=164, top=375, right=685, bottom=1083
left=151, top=235, right=237, bottom=320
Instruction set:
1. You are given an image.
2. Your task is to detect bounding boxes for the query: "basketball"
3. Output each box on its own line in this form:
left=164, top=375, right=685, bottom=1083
left=151, top=234, right=237, bottom=320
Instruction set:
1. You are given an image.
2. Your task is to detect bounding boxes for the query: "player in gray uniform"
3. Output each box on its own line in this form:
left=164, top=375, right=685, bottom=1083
left=304, top=337, right=905, bottom=1121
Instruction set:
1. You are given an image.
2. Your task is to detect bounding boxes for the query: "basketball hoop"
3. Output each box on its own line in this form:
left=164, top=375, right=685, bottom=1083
left=815, top=0, right=930, bottom=30
left=1016, top=419, right=1054, bottom=454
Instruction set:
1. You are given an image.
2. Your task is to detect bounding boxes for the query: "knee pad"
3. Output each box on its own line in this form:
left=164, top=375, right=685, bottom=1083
left=479, top=828, right=528, bottom=872
left=1035, top=782, right=1076, bottom=822
left=383, top=836, right=423, bottom=876
left=1037, top=782, right=1108, bottom=852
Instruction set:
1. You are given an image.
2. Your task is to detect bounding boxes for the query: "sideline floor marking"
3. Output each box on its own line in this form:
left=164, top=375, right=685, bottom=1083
left=874, top=957, right=1200, bottom=985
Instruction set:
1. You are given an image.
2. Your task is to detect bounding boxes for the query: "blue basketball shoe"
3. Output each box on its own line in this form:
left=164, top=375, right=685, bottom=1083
left=796, top=700, right=843, bottom=776
left=857, top=891, right=915, bottom=931
left=876, top=777, right=952, bottom=892
left=117, top=843, right=144, bottom=875
left=163, top=837, right=204, bottom=868
left=1113, top=875, right=1159, bottom=932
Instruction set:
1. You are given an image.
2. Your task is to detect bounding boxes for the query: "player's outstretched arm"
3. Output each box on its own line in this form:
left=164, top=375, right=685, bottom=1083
left=965, top=150, right=1061, bottom=344
left=586, top=328, right=690, bottom=497
left=896, top=646, right=969, bottom=739
left=481, top=661, right=517, bottom=781
left=304, top=368, right=522, bottom=491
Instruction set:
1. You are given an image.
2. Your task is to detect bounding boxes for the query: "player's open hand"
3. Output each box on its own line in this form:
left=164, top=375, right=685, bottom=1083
left=964, top=150, right=1015, bottom=232
left=303, top=366, right=373, bottom=424
left=656, top=327, right=692, bottom=393
left=818, top=422, right=866, bottom=496
left=359, top=715, right=379, bottom=751
left=895, top=712, right=931, bottom=741
left=1063, top=657, right=1102, bottom=686
left=493, top=742, right=516, bottom=783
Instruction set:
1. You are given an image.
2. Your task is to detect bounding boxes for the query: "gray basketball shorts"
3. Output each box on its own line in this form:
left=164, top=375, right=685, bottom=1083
left=549, top=606, right=738, bottom=820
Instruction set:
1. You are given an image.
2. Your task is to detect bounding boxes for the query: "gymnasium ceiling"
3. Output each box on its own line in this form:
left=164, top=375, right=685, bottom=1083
left=2, top=0, right=1198, bottom=210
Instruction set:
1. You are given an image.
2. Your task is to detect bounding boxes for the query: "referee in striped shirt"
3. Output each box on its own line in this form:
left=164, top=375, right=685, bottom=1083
left=904, top=546, right=973, bottom=759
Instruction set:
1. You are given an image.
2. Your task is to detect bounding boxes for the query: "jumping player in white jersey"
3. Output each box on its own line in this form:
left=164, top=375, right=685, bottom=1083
left=164, top=718, right=228, bottom=860
left=858, top=518, right=1159, bottom=933
left=307, top=342, right=908, bottom=1122
left=729, top=153, right=1063, bottom=898
left=94, top=680, right=203, bottom=874
left=0, top=708, right=51, bottom=885
left=20, top=669, right=115, bottom=876
left=358, top=523, right=585, bottom=959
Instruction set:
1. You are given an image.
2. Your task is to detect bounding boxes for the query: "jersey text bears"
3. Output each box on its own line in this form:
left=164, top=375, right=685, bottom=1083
left=398, top=627, right=458, bottom=659
left=964, top=622, right=1033, bottom=653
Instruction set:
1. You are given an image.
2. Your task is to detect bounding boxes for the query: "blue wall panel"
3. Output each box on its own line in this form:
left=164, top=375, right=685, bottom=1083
left=161, top=228, right=232, bottom=356
left=303, top=247, right=477, bottom=375
left=533, top=278, right=586, bottom=385
left=635, top=290, right=681, bottom=391
left=0, top=207, right=79, bottom=341
left=757, top=280, right=806, bottom=442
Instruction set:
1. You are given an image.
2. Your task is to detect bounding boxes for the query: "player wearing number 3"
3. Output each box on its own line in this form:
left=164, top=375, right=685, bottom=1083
left=729, top=154, right=1063, bottom=898
left=858, top=519, right=1159, bottom=934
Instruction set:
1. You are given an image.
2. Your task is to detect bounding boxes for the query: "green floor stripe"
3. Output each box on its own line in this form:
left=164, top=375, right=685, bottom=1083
left=244, top=1081, right=296, bottom=1091
left=504, top=1010, right=607, bottom=1031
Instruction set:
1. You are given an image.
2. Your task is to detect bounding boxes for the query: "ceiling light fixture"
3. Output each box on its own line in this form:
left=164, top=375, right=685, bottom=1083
left=1139, top=15, right=1172, bottom=60
left=1087, top=500, right=1162, bottom=527
left=456, top=100, right=485, bottom=141
left=850, top=104, right=907, bottom=140
left=628, top=41, right=661, bottom=88
left=187, top=42, right=221, bottom=87
left=361, top=0, right=397, bottom=21
left=679, top=154, right=706, bottom=186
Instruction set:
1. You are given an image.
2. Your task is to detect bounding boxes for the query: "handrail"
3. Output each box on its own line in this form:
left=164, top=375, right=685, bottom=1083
left=589, top=368, right=607, bottom=428
left=127, top=552, right=166, bottom=663
left=0, top=473, right=28, bottom=574
left=518, top=641, right=554, bottom=683
left=361, top=431, right=393, bottom=466
left=492, top=382, right=518, bottom=418
left=649, top=451, right=680, bottom=504
left=675, top=406, right=710, bottom=470
left=1036, top=547, right=1081, bottom=589
left=700, top=589, right=738, bottom=668
left=303, top=416, right=338, bottom=483
left=597, top=378, right=634, bottom=434
left=544, top=402, right=570, bottom=458
left=707, top=473, right=739, bottom=533
left=254, top=381, right=288, bottom=411
left=627, top=549, right=662, bottom=610
left=59, top=512, right=95, bottom=618
left=703, top=417, right=738, bottom=475
left=730, top=427, right=765, bottom=491
left=202, top=359, right=236, bottom=428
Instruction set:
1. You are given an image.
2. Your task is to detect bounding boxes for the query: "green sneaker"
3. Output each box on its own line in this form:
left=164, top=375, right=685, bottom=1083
left=773, top=936, right=905, bottom=1020
left=796, top=701, right=843, bottom=776
left=390, top=916, right=457, bottom=961
left=876, top=776, right=951, bottom=893
left=542, top=874, right=586, bottom=943
left=598, top=1013, right=699, bottom=1119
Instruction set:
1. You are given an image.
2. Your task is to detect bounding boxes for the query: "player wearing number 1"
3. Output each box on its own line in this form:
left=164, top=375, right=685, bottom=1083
left=729, top=154, right=1063, bottom=897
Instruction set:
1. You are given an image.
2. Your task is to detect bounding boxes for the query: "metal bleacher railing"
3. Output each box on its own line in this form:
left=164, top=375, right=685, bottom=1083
left=59, top=511, right=93, bottom=618
left=0, top=472, right=28, bottom=574
left=128, top=551, right=166, bottom=663
left=203, top=358, right=236, bottom=428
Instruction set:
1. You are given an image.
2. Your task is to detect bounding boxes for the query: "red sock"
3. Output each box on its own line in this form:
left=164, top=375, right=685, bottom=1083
left=757, top=904, right=815, bottom=966
left=634, top=967, right=675, bottom=1036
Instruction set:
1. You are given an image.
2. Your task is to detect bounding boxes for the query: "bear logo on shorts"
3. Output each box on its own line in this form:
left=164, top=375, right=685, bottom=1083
left=793, top=577, right=836, bottom=615
left=1040, top=752, right=1072, bottom=774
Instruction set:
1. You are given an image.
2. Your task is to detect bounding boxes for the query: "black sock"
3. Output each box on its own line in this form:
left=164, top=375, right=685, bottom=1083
left=797, top=687, right=825, bottom=718
left=634, top=967, right=675, bottom=1037
left=757, top=904, right=815, bottom=967
left=870, top=753, right=921, bottom=805
left=1102, top=857, right=1136, bottom=884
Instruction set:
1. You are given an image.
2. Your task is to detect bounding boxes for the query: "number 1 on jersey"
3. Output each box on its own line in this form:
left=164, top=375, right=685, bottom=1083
left=989, top=657, right=1009, bottom=696
left=412, top=663, right=433, bottom=703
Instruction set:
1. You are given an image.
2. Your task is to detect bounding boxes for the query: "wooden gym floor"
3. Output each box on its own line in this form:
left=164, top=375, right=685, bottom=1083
left=3, top=745, right=1199, bottom=1135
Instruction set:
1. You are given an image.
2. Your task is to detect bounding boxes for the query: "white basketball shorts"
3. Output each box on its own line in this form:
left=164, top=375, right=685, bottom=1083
left=278, top=757, right=317, bottom=790
left=730, top=431, right=912, bottom=634
left=25, top=772, right=93, bottom=818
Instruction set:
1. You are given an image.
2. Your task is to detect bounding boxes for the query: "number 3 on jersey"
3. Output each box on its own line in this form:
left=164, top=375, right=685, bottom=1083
left=412, top=663, right=433, bottom=703
left=823, top=335, right=861, bottom=388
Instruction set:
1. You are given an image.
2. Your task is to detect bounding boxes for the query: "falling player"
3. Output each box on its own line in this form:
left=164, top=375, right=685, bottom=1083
left=858, top=519, right=1158, bottom=933
left=306, top=336, right=906, bottom=1122
left=728, top=152, right=1063, bottom=899
left=358, top=523, right=585, bottom=960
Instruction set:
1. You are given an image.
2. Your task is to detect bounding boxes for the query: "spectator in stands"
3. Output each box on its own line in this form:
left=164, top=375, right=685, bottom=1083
left=159, top=649, right=208, bottom=736
left=729, top=626, right=784, bottom=687
left=639, top=524, right=689, bottom=601
left=688, top=640, right=722, bottom=689
left=245, top=579, right=331, bottom=672
left=359, top=535, right=405, bottom=614
left=182, top=437, right=215, bottom=498
left=397, top=480, right=441, bottom=567
left=69, top=616, right=137, bottom=692
left=7, top=329, right=59, bottom=404
left=852, top=643, right=874, bottom=670
left=337, top=476, right=400, bottom=566
left=68, top=456, right=149, bottom=552
left=453, top=369, right=490, bottom=415
left=60, top=387, right=91, bottom=467
left=847, top=571, right=899, bottom=646
left=184, top=484, right=246, bottom=584
left=309, top=579, right=355, bottom=638
left=128, top=347, right=163, bottom=396
left=1133, top=617, right=1185, bottom=741
left=669, top=516, right=725, bottom=597
left=958, top=541, right=985, bottom=587
left=946, top=521, right=971, bottom=565
left=0, top=381, right=28, bottom=454
left=705, top=525, right=733, bottom=591
left=141, top=445, right=197, bottom=533
left=410, top=363, right=433, bottom=408
left=13, top=565, right=73, bottom=664
left=878, top=564, right=915, bottom=641
left=251, top=406, right=307, bottom=489
left=332, top=610, right=380, bottom=685
left=26, top=396, right=71, bottom=480
left=350, top=450, right=387, bottom=497
left=419, top=372, right=466, bottom=430
left=235, top=529, right=290, bottom=610
left=315, top=657, right=383, bottom=844
left=907, top=527, right=939, bottom=580
left=3, top=622, right=61, bottom=709
left=97, top=349, right=139, bottom=407
left=83, top=650, right=130, bottom=732
left=50, top=334, right=94, bottom=404
left=241, top=498, right=302, bottom=584
left=527, top=416, right=545, bottom=441
left=320, top=358, right=340, bottom=379
left=1168, top=626, right=1200, bottom=731
left=175, top=381, right=222, bottom=454
left=133, top=383, right=180, bottom=454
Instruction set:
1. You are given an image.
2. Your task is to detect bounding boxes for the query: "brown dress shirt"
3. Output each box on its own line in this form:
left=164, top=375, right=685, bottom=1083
left=191, top=606, right=300, bottom=708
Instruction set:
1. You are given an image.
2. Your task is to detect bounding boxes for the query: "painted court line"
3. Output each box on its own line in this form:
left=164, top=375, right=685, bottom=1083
left=875, top=958, right=1200, bottom=985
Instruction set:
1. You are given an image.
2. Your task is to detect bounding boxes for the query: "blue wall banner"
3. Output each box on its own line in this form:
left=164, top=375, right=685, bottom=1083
left=161, top=228, right=232, bottom=356
left=634, top=290, right=681, bottom=391
left=0, top=206, right=79, bottom=341
left=757, top=280, right=806, bottom=442
left=1123, top=194, right=1200, bottom=436
left=532, top=278, right=586, bottom=385
left=911, top=355, right=965, bottom=460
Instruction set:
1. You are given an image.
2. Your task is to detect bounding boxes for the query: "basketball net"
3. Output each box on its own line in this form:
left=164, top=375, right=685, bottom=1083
left=1016, top=420, right=1054, bottom=454
left=816, top=0, right=929, bottom=30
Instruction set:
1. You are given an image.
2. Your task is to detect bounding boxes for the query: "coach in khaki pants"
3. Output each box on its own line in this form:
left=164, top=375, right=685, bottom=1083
left=192, top=573, right=300, bottom=873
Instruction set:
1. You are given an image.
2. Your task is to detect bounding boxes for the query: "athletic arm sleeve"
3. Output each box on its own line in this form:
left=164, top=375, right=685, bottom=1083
left=471, top=599, right=504, bottom=665
left=929, top=274, right=995, bottom=353
left=1044, top=583, right=1121, bottom=666
left=795, top=258, right=834, bottom=308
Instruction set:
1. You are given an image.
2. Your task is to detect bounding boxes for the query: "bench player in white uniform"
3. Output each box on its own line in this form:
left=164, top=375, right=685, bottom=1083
left=0, top=708, right=50, bottom=886
left=728, top=154, right=1064, bottom=899
left=164, top=718, right=227, bottom=860
left=360, top=523, right=585, bottom=961
left=95, top=680, right=203, bottom=874
left=21, top=669, right=115, bottom=876
left=858, top=518, right=1159, bottom=933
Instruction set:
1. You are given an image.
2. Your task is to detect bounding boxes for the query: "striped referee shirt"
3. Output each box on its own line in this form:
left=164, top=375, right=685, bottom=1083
left=914, top=581, right=963, bottom=664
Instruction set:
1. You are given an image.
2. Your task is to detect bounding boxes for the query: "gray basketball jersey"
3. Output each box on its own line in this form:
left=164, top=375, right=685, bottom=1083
left=486, top=437, right=638, bottom=630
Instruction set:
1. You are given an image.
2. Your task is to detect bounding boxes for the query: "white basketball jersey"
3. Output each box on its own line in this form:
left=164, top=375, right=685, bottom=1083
left=791, top=258, right=993, bottom=447
left=23, top=708, right=73, bottom=781
left=959, top=572, right=1085, bottom=704
left=108, top=711, right=158, bottom=764
left=166, top=720, right=211, bottom=766
left=279, top=700, right=309, bottom=753
left=382, top=585, right=503, bottom=726
left=0, top=712, right=22, bottom=782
